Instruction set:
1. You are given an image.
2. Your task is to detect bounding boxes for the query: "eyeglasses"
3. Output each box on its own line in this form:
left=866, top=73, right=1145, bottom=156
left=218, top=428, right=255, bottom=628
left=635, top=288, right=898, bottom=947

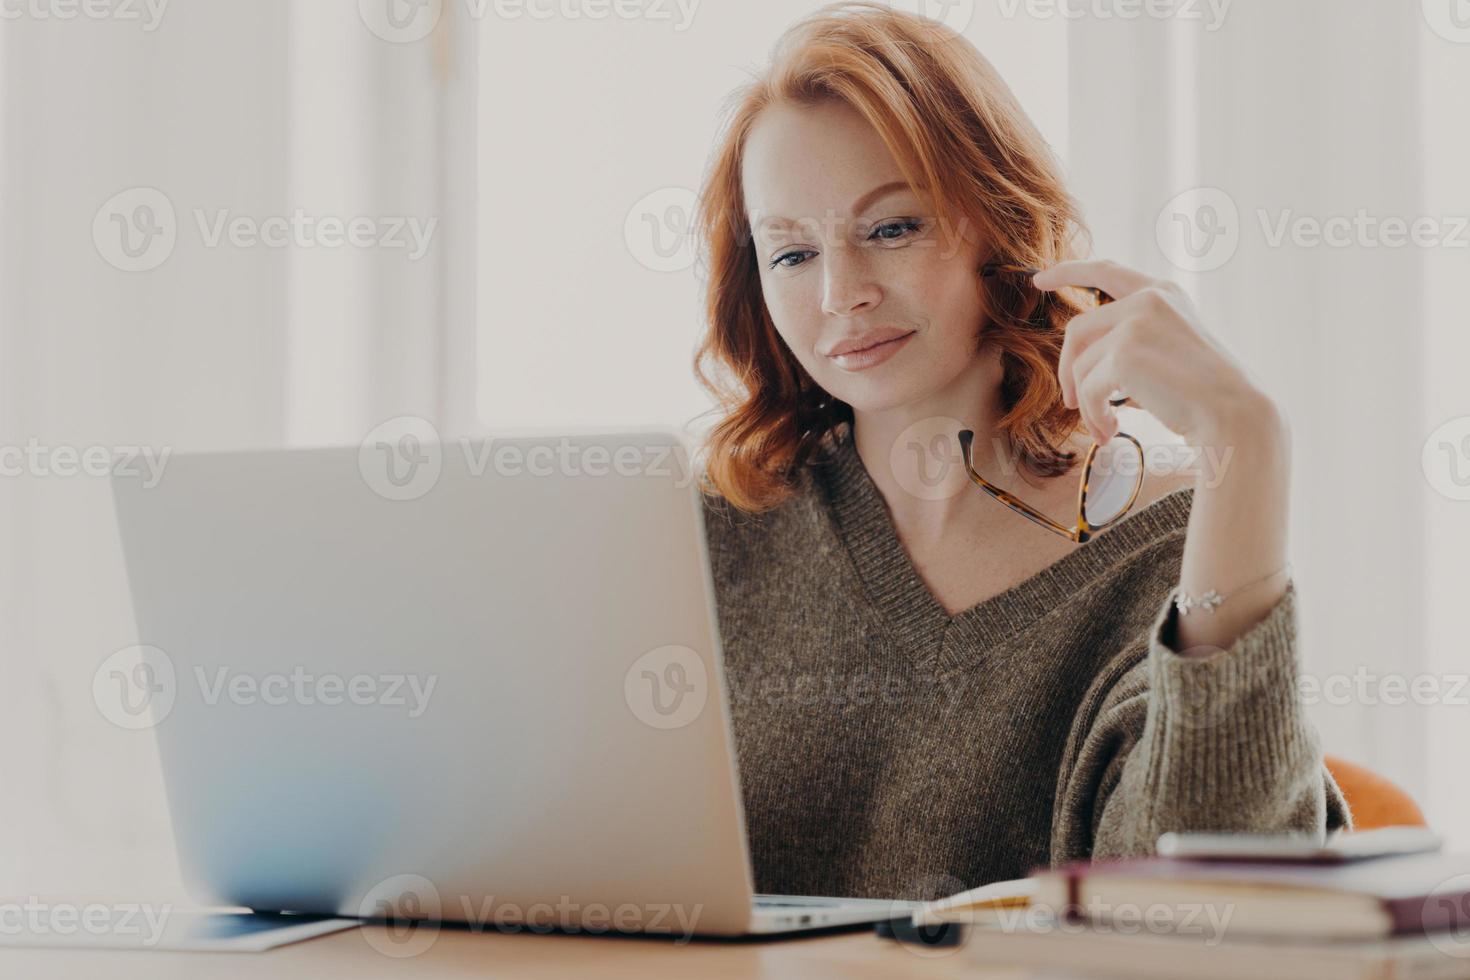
left=960, top=263, right=1145, bottom=543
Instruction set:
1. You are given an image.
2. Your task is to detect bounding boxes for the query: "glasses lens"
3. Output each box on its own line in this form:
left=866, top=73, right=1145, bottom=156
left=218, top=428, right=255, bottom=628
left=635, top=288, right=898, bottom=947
left=1083, top=438, right=1144, bottom=527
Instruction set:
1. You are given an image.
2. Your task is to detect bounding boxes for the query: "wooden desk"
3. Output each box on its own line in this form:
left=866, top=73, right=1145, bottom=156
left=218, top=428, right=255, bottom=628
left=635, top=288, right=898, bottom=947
left=0, top=922, right=1030, bottom=978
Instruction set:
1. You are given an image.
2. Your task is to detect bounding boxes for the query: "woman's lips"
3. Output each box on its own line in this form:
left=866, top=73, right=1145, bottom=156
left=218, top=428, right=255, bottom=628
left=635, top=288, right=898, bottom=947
left=828, top=330, right=916, bottom=371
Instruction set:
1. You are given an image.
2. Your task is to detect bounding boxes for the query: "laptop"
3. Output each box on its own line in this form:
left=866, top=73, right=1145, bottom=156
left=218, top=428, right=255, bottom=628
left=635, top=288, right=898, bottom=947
left=108, top=426, right=912, bottom=938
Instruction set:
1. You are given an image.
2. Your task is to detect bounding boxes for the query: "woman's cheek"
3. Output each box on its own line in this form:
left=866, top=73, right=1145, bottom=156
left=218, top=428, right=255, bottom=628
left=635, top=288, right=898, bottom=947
left=766, top=289, right=822, bottom=357
left=764, top=315, right=819, bottom=374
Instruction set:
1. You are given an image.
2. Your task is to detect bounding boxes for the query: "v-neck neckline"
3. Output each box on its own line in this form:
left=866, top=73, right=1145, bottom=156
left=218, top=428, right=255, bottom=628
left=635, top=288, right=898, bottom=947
left=812, top=425, right=1195, bottom=669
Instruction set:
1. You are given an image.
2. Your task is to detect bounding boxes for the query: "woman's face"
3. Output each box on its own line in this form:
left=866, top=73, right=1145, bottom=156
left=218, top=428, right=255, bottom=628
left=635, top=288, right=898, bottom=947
left=741, top=99, right=991, bottom=414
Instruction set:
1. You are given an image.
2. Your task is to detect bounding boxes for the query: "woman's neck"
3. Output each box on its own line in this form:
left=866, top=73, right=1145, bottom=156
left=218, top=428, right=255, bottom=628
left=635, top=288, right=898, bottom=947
left=847, top=349, right=1085, bottom=546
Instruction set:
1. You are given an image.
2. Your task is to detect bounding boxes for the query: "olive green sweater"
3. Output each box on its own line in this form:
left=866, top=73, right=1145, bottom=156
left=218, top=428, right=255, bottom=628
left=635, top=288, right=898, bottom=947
left=700, top=425, right=1351, bottom=901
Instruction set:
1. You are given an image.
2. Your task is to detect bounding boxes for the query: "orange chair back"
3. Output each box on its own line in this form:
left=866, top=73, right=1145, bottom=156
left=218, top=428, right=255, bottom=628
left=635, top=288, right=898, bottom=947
left=1324, top=754, right=1427, bottom=831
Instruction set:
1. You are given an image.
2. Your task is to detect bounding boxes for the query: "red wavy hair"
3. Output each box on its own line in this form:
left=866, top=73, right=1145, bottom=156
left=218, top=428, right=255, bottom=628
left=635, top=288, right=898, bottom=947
left=692, top=1, right=1092, bottom=514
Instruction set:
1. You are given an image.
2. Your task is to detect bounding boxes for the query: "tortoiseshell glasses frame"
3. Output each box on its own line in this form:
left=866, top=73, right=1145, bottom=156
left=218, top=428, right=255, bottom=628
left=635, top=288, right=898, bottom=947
left=962, top=263, right=1146, bottom=544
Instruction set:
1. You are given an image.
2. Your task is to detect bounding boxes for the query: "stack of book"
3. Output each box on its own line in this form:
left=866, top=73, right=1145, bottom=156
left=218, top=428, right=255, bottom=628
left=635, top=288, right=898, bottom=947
left=897, top=829, right=1470, bottom=979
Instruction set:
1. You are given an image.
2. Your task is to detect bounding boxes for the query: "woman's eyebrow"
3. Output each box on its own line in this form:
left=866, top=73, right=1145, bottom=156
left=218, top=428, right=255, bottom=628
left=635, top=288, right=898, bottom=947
left=751, top=181, right=913, bottom=228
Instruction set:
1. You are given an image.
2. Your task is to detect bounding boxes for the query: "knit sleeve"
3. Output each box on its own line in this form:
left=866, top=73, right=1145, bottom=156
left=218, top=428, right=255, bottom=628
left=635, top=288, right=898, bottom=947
left=1050, top=579, right=1354, bottom=865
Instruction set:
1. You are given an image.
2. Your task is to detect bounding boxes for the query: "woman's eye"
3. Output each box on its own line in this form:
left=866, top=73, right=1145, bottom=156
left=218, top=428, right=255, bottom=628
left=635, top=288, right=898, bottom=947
left=869, top=219, right=923, bottom=243
left=766, top=220, right=923, bottom=270
left=769, top=249, right=814, bottom=270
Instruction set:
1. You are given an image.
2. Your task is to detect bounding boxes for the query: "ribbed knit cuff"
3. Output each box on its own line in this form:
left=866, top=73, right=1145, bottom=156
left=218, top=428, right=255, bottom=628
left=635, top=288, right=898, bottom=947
left=1143, top=580, right=1322, bottom=816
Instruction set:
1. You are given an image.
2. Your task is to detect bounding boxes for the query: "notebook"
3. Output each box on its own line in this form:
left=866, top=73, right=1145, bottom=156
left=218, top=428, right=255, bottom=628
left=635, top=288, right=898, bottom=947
left=1032, top=850, right=1470, bottom=941
left=960, top=915, right=1470, bottom=980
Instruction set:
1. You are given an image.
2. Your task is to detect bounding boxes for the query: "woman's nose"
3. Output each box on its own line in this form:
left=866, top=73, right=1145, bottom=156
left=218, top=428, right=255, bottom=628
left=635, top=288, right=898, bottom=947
left=820, top=246, right=881, bottom=317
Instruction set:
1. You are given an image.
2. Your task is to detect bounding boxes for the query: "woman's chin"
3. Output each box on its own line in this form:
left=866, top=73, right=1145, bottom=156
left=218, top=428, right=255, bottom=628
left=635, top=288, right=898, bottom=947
left=818, top=372, right=938, bottom=418
left=827, top=390, right=920, bottom=418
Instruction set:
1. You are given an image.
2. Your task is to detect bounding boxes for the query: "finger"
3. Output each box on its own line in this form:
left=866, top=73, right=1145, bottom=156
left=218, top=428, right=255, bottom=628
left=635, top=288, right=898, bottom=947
left=1032, top=259, right=1155, bottom=302
left=1069, top=328, right=1113, bottom=405
left=1074, top=346, right=1128, bottom=444
left=1056, top=300, right=1129, bottom=409
left=1058, top=288, right=1178, bottom=407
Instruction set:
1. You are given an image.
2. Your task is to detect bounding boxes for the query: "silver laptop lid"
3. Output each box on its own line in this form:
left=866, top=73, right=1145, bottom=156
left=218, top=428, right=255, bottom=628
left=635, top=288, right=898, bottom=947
left=108, top=427, right=757, bottom=936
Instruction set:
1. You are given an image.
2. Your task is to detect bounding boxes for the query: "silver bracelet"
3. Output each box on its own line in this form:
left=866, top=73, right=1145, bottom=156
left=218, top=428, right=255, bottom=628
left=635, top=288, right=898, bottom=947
left=1172, top=565, right=1293, bottom=616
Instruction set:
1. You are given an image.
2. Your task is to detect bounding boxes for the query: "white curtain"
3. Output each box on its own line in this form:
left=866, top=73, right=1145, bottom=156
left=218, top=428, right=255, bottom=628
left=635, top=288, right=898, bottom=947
left=1067, top=0, right=1470, bottom=845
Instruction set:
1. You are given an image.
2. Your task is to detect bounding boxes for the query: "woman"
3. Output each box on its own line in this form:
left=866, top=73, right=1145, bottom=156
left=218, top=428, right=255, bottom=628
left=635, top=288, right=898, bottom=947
left=691, top=2, right=1350, bottom=901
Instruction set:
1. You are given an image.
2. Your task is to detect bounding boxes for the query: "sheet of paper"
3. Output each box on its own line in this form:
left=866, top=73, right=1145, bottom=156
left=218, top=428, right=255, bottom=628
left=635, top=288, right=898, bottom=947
left=0, top=910, right=358, bottom=952
left=912, top=877, right=1038, bottom=926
